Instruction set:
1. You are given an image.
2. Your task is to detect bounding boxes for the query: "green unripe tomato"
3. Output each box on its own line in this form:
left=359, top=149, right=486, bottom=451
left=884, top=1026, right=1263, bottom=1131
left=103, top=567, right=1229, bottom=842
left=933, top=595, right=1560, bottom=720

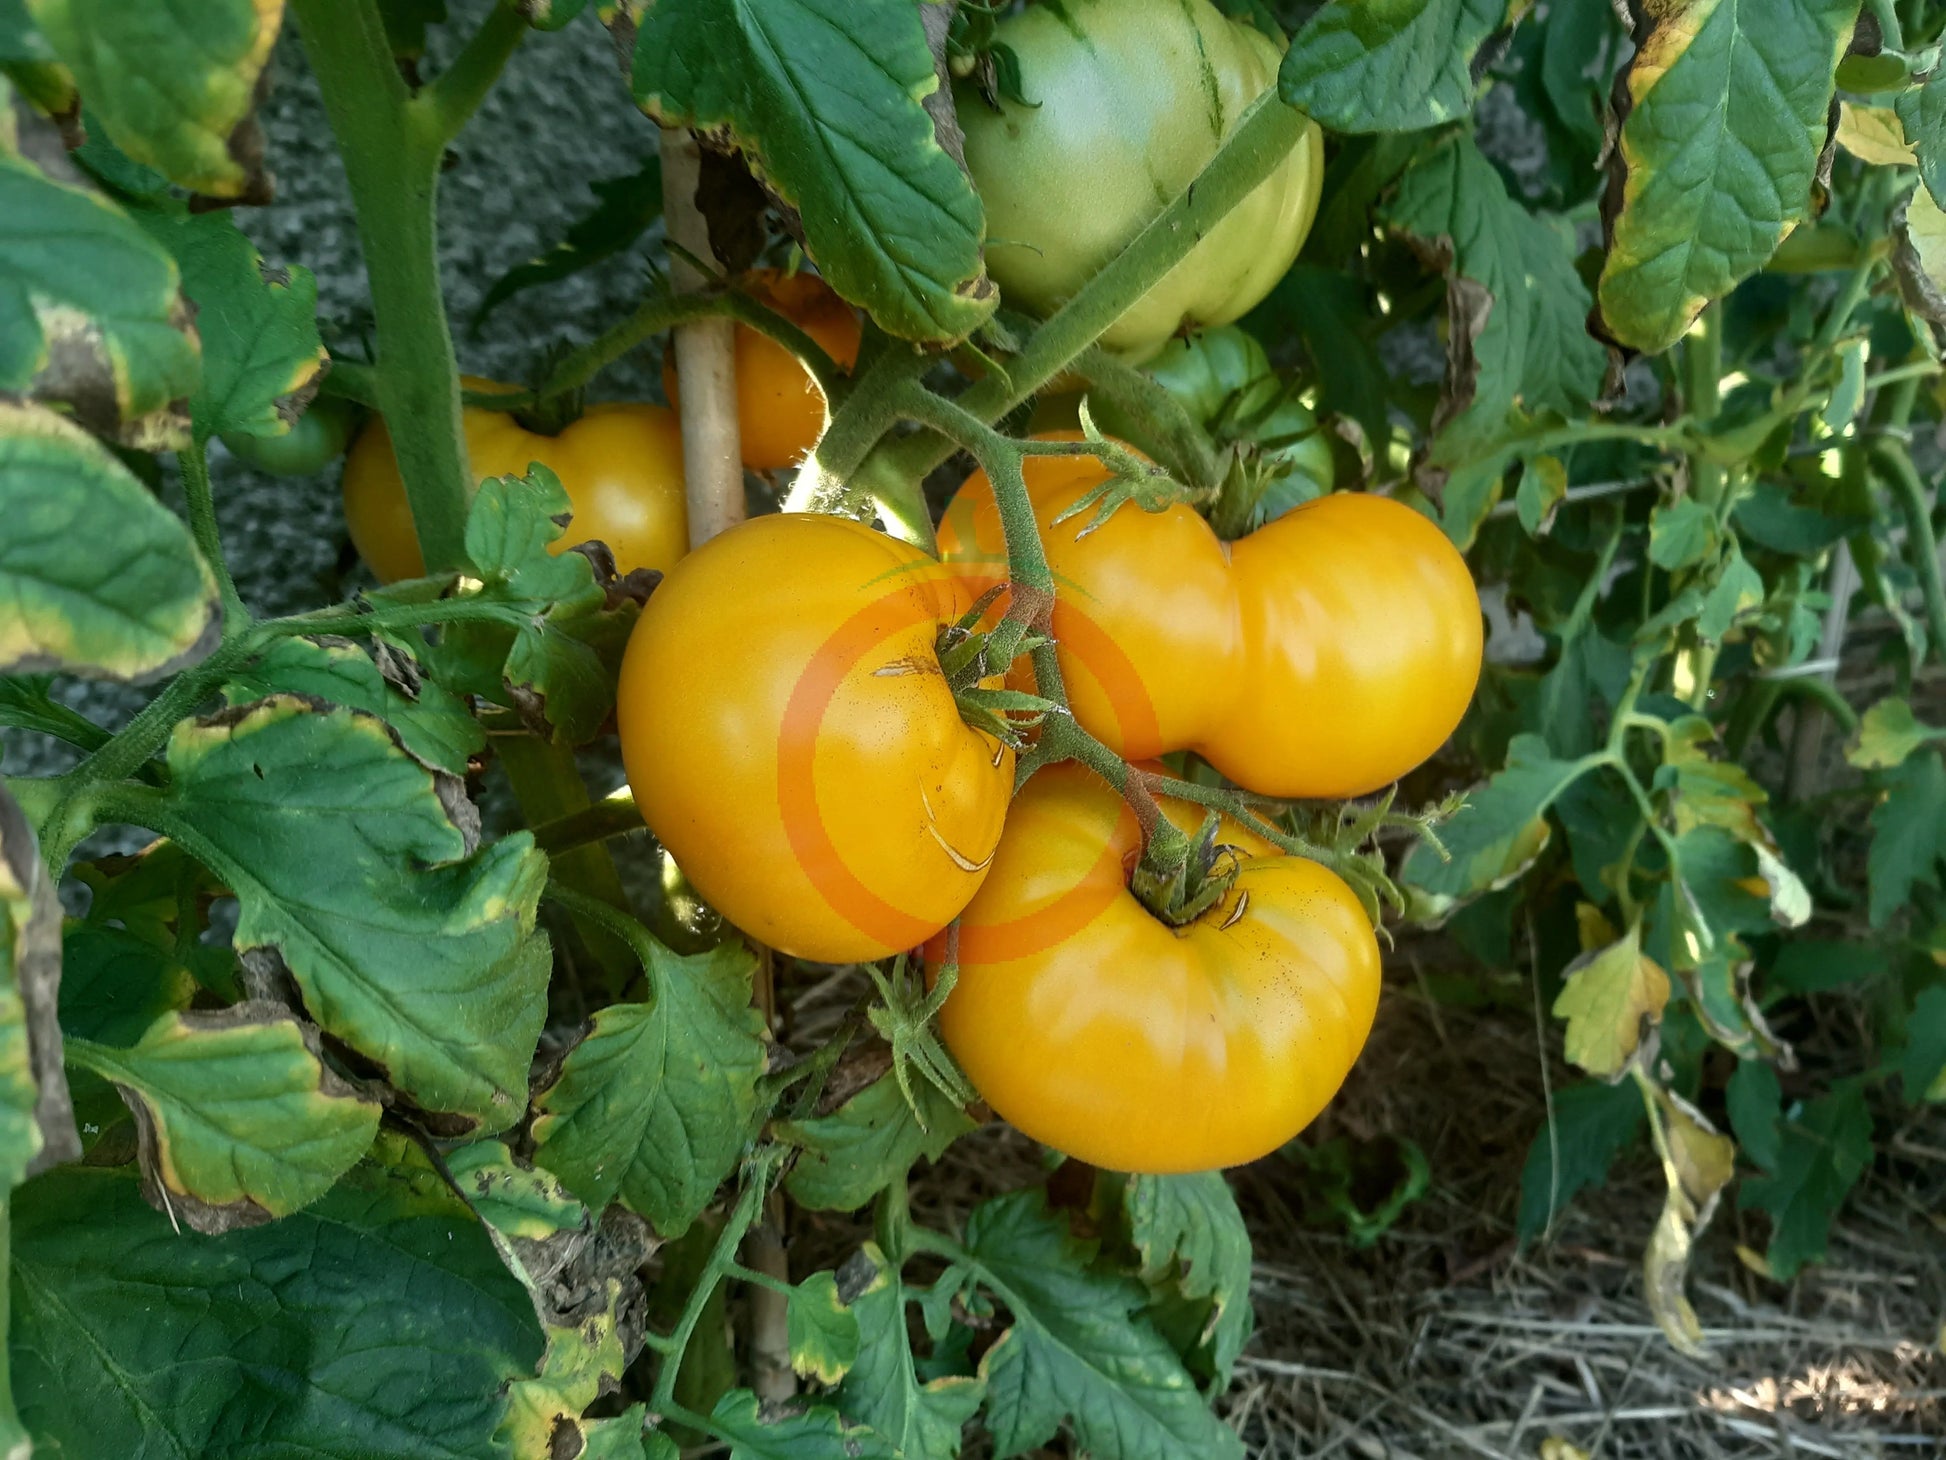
left=219, top=396, right=359, bottom=477
left=957, top=0, right=1324, bottom=359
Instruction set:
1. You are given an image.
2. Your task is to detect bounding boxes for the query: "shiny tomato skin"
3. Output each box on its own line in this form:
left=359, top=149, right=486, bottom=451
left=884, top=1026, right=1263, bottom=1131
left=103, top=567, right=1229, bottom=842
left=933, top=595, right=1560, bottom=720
left=341, top=382, right=687, bottom=583
left=929, top=764, right=1380, bottom=1173
left=938, top=442, right=1483, bottom=798
left=664, top=268, right=863, bottom=471
left=617, top=511, right=1013, bottom=964
left=956, top=0, right=1324, bottom=358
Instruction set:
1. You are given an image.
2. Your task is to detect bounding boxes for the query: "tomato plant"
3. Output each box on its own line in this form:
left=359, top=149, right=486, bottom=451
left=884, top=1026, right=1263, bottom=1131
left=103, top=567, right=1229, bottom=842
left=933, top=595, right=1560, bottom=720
left=3, top=0, right=1943, bottom=1455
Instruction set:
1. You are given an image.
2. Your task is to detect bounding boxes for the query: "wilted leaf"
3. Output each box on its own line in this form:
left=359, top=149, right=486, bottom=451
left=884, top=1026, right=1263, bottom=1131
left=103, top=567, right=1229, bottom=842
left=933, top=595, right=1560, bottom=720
left=0, top=402, right=217, bottom=680
left=1279, top=0, right=1507, bottom=134
left=1896, top=65, right=1946, bottom=208
left=778, top=1068, right=974, bottom=1213
left=1598, top=0, right=1856, bottom=352
left=65, top=1003, right=380, bottom=1231
left=1893, top=183, right=1946, bottom=325
left=26, top=0, right=281, bottom=198
left=532, top=939, right=768, bottom=1236
left=143, top=697, right=549, bottom=1130
left=1835, top=100, right=1914, bottom=164
left=1641, top=1080, right=1735, bottom=1358
left=626, top=0, right=994, bottom=343
left=1554, top=926, right=1671, bottom=1079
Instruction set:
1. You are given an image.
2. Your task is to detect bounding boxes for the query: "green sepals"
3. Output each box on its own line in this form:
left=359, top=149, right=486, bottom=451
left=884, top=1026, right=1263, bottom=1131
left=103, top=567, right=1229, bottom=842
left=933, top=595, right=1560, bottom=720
left=1130, top=809, right=1241, bottom=928
left=1047, top=401, right=1203, bottom=538
left=864, top=951, right=976, bottom=1124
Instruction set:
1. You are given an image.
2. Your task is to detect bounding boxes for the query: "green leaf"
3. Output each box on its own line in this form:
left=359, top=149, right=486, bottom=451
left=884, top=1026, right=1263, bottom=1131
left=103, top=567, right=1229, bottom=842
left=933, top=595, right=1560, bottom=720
left=1279, top=0, right=1507, bottom=134
left=1383, top=133, right=1607, bottom=456
left=1732, top=482, right=1866, bottom=556
left=444, top=1138, right=588, bottom=1240
left=131, top=206, right=327, bottom=443
left=1848, top=697, right=1946, bottom=770
left=1121, top=1172, right=1254, bottom=1388
left=0, top=157, right=198, bottom=448
left=1895, top=984, right=1946, bottom=1102
left=0, top=402, right=218, bottom=680
left=1865, top=751, right=1946, bottom=927
left=1648, top=496, right=1718, bottom=570
left=1726, top=1057, right=1783, bottom=1170
left=1596, top=0, right=1857, bottom=353
left=967, top=1190, right=1242, bottom=1460
left=1739, top=1079, right=1874, bottom=1279
left=625, top=0, right=993, bottom=343
left=789, top=1270, right=860, bottom=1387
left=11, top=1163, right=543, bottom=1457
left=1516, top=1079, right=1646, bottom=1243
left=150, top=697, right=550, bottom=1131
left=1554, top=926, right=1671, bottom=1079
left=0, top=782, right=55, bottom=1191
left=778, top=1069, right=974, bottom=1213
left=472, top=158, right=661, bottom=330
left=378, top=0, right=446, bottom=57
left=1402, top=735, right=1599, bottom=897
left=65, top=1003, right=380, bottom=1230
left=1515, top=453, right=1567, bottom=536
left=1769, top=938, right=1886, bottom=995
left=223, top=635, right=486, bottom=777
left=1896, top=66, right=1946, bottom=210
left=837, top=1245, right=983, bottom=1458
left=1697, top=544, right=1764, bottom=644
left=58, top=922, right=198, bottom=1050
left=706, top=1387, right=895, bottom=1459
left=25, top=0, right=280, bottom=198
left=532, top=939, right=768, bottom=1236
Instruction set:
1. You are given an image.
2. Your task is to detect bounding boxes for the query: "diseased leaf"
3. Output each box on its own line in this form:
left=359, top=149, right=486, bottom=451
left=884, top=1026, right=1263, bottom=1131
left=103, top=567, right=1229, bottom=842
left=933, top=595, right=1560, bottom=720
left=1848, top=697, right=1945, bottom=770
left=1516, top=1079, right=1646, bottom=1243
left=1598, top=0, right=1857, bottom=353
left=1896, top=65, right=1946, bottom=208
left=788, top=1270, right=860, bottom=1387
left=967, top=1190, right=1243, bottom=1460
left=1279, top=0, right=1507, bottom=134
left=626, top=0, right=994, bottom=343
left=12, top=1163, right=543, bottom=1457
left=0, top=157, right=198, bottom=448
left=1402, top=735, right=1600, bottom=897
left=147, top=697, right=549, bottom=1131
left=65, top=1003, right=380, bottom=1231
left=444, top=1139, right=587, bottom=1240
left=1648, top=497, right=1717, bottom=570
left=132, top=206, right=327, bottom=442
left=778, top=1069, right=974, bottom=1213
left=1121, top=1172, right=1253, bottom=1388
left=1554, top=926, right=1671, bottom=1079
left=705, top=1387, right=894, bottom=1459
left=1739, top=1079, right=1874, bottom=1279
left=0, top=402, right=218, bottom=681
left=1384, top=133, right=1607, bottom=457
left=1642, top=1080, right=1734, bottom=1358
left=1893, top=181, right=1946, bottom=325
left=25, top=0, right=281, bottom=198
left=532, top=939, right=768, bottom=1236
left=1835, top=99, right=1914, bottom=164
left=836, top=1245, right=983, bottom=1458
left=1697, top=545, right=1764, bottom=644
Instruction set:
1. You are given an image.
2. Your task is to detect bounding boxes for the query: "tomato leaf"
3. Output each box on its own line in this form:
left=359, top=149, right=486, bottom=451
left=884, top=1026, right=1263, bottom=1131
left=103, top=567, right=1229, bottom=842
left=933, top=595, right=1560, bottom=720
left=64, top=1004, right=380, bottom=1232
left=11, top=1164, right=542, bottom=1457
left=1738, top=1079, right=1875, bottom=1279
left=1865, top=751, right=1946, bottom=927
left=1596, top=0, right=1856, bottom=353
left=24, top=0, right=280, bottom=199
left=777, top=1068, right=974, bottom=1213
left=130, top=206, right=327, bottom=444
left=1382, top=133, right=1607, bottom=460
left=1516, top=1079, right=1646, bottom=1243
left=1895, top=66, right=1946, bottom=210
left=1726, top=1057, right=1784, bottom=1171
left=835, top=1244, right=984, bottom=1456
left=1642, top=1080, right=1735, bottom=1358
left=966, top=1190, right=1243, bottom=1460
left=0, top=402, right=218, bottom=681
left=0, top=156, right=199, bottom=449
left=1119, top=1172, right=1254, bottom=1391
left=1402, top=735, right=1600, bottom=898
left=1847, top=697, right=1946, bottom=770
left=704, top=1387, right=895, bottom=1459
left=1279, top=0, right=1507, bottom=134
left=623, top=0, right=995, bottom=343
left=1554, top=926, right=1671, bottom=1079
left=531, top=939, right=768, bottom=1237
left=1647, top=497, right=1718, bottom=571
left=788, top=1270, right=860, bottom=1386
left=471, top=157, right=662, bottom=331
left=145, top=697, right=550, bottom=1133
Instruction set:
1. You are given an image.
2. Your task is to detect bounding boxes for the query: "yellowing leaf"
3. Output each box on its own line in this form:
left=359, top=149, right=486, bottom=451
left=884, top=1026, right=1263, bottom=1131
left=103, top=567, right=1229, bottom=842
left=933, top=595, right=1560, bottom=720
left=1554, top=927, right=1670, bottom=1078
left=1849, top=697, right=1946, bottom=770
left=1836, top=101, right=1915, bottom=165
left=1641, top=1080, right=1735, bottom=1359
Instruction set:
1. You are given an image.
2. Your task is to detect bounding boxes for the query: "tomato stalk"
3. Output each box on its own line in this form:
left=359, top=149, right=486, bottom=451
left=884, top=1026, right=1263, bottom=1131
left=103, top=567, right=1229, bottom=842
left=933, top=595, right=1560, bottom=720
left=289, top=0, right=525, bottom=574
left=177, top=439, right=246, bottom=630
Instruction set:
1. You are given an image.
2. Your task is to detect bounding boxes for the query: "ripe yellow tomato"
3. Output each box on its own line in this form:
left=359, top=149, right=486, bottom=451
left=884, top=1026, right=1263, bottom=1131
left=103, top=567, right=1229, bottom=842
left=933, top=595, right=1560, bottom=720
left=341, top=381, right=687, bottom=582
left=938, top=439, right=1483, bottom=798
left=664, top=269, right=863, bottom=471
left=617, top=511, right=1013, bottom=963
left=930, top=764, right=1381, bottom=1172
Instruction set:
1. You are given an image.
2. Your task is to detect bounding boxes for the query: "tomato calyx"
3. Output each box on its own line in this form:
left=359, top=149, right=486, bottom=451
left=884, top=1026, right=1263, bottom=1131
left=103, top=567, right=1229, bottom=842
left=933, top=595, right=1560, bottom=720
left=1130, top=808, right=1245, bottom=928
left=1045, top=407, right=1203, bottom=537
left=934, top=584, right=1060, bottom=750
left=865, top=950, right=975, bottom=1128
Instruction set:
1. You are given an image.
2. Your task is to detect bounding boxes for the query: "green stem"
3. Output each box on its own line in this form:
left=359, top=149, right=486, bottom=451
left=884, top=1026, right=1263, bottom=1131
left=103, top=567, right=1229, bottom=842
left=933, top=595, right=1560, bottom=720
left=531, top=793, right=647, bottom=854
left=838, top=92, right=1315, bottom=519
left=179, top=440, right=246, bottom=627
left=1062, top=344, right=1225, bottom=492
left=649, top=1156, right=780, bottom=1414
left=421, top=1, right=527, bottom=144
left=1682, top=302, right=1725, bottom=512
left=292, top=0, right=472, bottom=573
left=1870, top=441, right=1946, bottom=665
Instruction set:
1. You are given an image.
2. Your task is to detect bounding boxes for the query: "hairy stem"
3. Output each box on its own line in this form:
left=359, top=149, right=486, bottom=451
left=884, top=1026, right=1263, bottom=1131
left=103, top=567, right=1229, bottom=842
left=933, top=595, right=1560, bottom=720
left=1871, top=441, right=1946, bottom=666
left=178, top=440, right=245, bottom=627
